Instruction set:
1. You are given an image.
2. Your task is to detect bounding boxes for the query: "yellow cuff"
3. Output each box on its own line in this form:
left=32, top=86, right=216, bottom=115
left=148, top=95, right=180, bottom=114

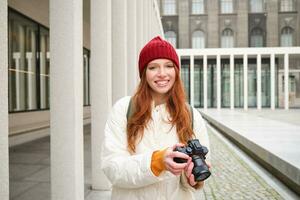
left=151, top=149, right=167, bottom=176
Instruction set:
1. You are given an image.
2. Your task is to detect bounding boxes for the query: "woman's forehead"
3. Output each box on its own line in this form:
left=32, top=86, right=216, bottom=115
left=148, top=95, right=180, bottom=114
left=148, top=58, right=173, bottom=65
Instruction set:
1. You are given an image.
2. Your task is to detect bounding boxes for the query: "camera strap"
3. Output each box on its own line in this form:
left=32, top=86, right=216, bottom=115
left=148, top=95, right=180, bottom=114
left=126, top=97, right=194, bottom=130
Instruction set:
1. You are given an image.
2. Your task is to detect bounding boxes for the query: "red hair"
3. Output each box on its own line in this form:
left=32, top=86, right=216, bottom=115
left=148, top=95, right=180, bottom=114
left=126, top=66, right=195, bottom=154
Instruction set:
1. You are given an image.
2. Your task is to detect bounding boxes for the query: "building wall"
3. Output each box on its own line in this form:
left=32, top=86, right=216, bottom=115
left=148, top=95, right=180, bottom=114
left=160, top=0, right=300, bottom=48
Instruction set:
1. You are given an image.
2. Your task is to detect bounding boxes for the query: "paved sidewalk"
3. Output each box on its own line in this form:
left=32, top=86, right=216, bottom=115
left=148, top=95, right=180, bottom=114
left=9, top=124, right=286, bottom=200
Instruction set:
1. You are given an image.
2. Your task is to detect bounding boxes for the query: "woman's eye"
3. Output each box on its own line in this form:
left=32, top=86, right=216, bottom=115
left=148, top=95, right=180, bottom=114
left=166, top=65, right=174, bottom=68
left=148, top=66, right=157, bottom=70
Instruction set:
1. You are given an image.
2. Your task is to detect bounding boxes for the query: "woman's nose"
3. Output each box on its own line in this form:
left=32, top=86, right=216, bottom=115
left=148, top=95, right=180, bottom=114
left=158, top=66, right=167, bottom=76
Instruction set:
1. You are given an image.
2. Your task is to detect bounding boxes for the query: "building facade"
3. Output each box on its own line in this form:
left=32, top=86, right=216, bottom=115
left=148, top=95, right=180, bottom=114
left=158, top=0, right=300, bottom=108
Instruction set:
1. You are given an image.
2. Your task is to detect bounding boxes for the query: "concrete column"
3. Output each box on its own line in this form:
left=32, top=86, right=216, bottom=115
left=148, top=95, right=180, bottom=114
left=143, top=0, right=150, bottom=42
left=178, top=0, right=189, bottom=48
left=207, top=0, right=219, bottom=47
left=284, top=54, right=289, bottom=110
left=18, top=24, right=25, bottom=110
left=12, top=52, right=21, bottom=110
left=237, top=0, right=248, bottom=47
left=83, top=55, right=89, bottom=104
left=26, top=30, right=37, bottom=110
left=0, top=1, right=9, bottom=199
left=216, top=55, right=221, bottom=109
left=127, top=0, right=138, bottom=95
left=50, top=0, right=84, bottom=199
left=257, top=54, right=261, bottom=110
left=270, top=54, right=275, bottom=110
left=243, top=54, right=248, bottom=110
left=40, top=35, right=47, bottom=109
left=112, top=0, right=127, bottom=103
left=136, top=0, right=144, bottom=52
left=90, top=0, right=112, bottom=190
left=190, top=55, right=194, bottom=107
left=203, top=55, right=208, bottom=109
left=230, top=54, right=234, bottom=109
left=266, top=0, right=278, bottom=47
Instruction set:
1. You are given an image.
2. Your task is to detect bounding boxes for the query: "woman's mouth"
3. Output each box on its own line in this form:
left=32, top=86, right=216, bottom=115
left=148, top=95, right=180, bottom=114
left=155, top=80, right=169, bottom=87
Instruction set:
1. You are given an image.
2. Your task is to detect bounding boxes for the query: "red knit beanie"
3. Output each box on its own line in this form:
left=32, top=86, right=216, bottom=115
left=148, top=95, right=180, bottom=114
left=138, top=36, right=179, bottom=77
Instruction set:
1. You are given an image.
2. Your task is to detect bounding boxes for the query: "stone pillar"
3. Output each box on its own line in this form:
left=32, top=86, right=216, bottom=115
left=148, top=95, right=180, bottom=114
left=237, top=0, right=248, bottom=47
left=49, top=0, right=84, bottom=199
left=178, top=0, right=189, bottom=48
left=257, top=54, right=262, bottom=110
left=243, top=54, right=248, bottom=110
left=190, top=55, right=194, bottom=107
left=0, top=0, right=9, bottom=199
left=112, top=0, right=127, bottom=103
left=40, top=35, right=47, bottom=109
left=266, top=0, right=278, bottom=47
left=90, top=0, right=112, bottom=190
left=216, top=55, right=221, bottom=109
left=127, top=0, right=138, bottom=95
left=207, top=0, right=219, bottom=48
left=270, top=54, right=275, bottom=109
left=230, top=54, right=234, bottom=109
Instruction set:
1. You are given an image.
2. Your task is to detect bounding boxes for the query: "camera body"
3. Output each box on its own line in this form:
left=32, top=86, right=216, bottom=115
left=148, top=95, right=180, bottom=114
left=174, top=139, right=211, bottom=182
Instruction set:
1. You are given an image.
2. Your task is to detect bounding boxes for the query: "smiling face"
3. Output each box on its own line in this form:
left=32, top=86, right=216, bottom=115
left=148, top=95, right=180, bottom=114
left=145, top=58, right=176, bottom=103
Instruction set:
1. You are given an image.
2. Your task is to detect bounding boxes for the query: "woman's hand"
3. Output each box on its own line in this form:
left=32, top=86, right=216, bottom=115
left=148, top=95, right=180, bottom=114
left=163, top=143, right=191, bottom=176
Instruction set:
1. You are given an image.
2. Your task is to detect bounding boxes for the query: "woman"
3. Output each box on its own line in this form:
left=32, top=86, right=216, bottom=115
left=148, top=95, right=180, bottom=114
left=101, top=36, right=210, bottom=200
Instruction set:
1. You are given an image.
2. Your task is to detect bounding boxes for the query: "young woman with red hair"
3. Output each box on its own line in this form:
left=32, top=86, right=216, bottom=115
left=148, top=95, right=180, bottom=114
left=101, top=36, right=210, bottom=200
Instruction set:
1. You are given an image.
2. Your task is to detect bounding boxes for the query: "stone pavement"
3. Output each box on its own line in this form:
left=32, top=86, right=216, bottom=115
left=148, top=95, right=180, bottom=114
left=9, top=123, right=292, bottom=200
left=196, top=126, right=284, bottom=200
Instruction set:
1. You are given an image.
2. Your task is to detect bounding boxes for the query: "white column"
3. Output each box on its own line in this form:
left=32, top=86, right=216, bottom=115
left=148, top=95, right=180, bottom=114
left=112, top=0, right=127, bottom=103
left=284, top=53, right=289, bottom=110
left=127, top=0, right=137, bottom=95
left=40, top=35, right=47, bottom=109
left=12, top=52, right=21, bottom=110
left=83, top=55, right=89, bottom=104
left=18, top=25, right=25, bottom=110
left=190, top=55, right=194, bottom=107
left=26, top=30, right=37, bottom=110
left=257, top=54, right=261, bottom=110
left=230, top=54, right=234, bottom=109
left=270, top=54, right=275, bottom=110
left=143, top=0, right=149, bottom=42
left=203, top=55, right=208, bottom=109
left=50, top=0, right=84, bottom=199
left=136, top=0, right=144, bottom=51
left=0, top=1, right=9, bottom=199
left=243, top=54, right=248, bottom=110
left=91, top=0, right=112, bottom=190
left=216, top=55, right=221, bottom=109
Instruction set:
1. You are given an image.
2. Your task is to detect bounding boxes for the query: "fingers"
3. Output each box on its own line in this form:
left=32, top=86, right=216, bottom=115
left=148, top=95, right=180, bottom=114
left=188, top=174, right=196, bottom=186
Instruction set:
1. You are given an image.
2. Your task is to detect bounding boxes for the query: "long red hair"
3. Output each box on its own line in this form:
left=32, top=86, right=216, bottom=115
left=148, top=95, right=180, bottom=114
left=126, top=65, right=194, bottom=154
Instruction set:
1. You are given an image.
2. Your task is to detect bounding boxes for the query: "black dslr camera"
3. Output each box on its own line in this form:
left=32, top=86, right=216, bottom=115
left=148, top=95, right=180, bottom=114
left=174, top=139, right=211, bottom=182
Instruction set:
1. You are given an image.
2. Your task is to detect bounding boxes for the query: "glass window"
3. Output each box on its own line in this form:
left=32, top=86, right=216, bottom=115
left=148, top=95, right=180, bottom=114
left=221, top=28, right=234, bottom=48
left=192, top=0, right=205, bottom=14
left=220, top=0, right=233, bottom=14
left=250, top=28, right=264, bottom=47
left=163, top=0, right=176, bottom=15
left=280, top=0, right=294, bottom=12
left=192, top=30, right=205, bottom=48
left=250, top=0, right=264, bottom=12
left=8, top=11, right=39, bottom=112
left=180, top=59, right=190, bottom=102
left=280, top=27, right=293, bottom=47
left=8, top=9, right=91, bottom=112
left=165, top=31, right=177, bottom=48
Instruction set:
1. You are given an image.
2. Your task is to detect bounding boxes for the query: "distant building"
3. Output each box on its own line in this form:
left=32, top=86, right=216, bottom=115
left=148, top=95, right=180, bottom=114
left=158, top=0, right=300, bottom=108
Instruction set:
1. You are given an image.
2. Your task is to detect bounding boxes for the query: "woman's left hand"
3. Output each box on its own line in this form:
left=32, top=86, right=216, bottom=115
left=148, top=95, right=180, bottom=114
left=184, top=161, right=211, bottom=187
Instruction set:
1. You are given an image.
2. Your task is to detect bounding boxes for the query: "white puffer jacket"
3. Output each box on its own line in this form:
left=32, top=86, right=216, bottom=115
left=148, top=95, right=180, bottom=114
left=101, top=96, right=210, bottom=200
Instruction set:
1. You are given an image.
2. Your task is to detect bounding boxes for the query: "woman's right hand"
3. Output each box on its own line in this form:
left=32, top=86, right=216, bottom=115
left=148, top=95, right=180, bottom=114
left=163, top=143, right=191, bottom=176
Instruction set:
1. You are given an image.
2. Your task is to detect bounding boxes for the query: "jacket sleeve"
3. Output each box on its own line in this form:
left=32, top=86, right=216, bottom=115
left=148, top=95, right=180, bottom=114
left=101, top=97, right=164, bottom=189
left=180, top=108, right=211, bottom=191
